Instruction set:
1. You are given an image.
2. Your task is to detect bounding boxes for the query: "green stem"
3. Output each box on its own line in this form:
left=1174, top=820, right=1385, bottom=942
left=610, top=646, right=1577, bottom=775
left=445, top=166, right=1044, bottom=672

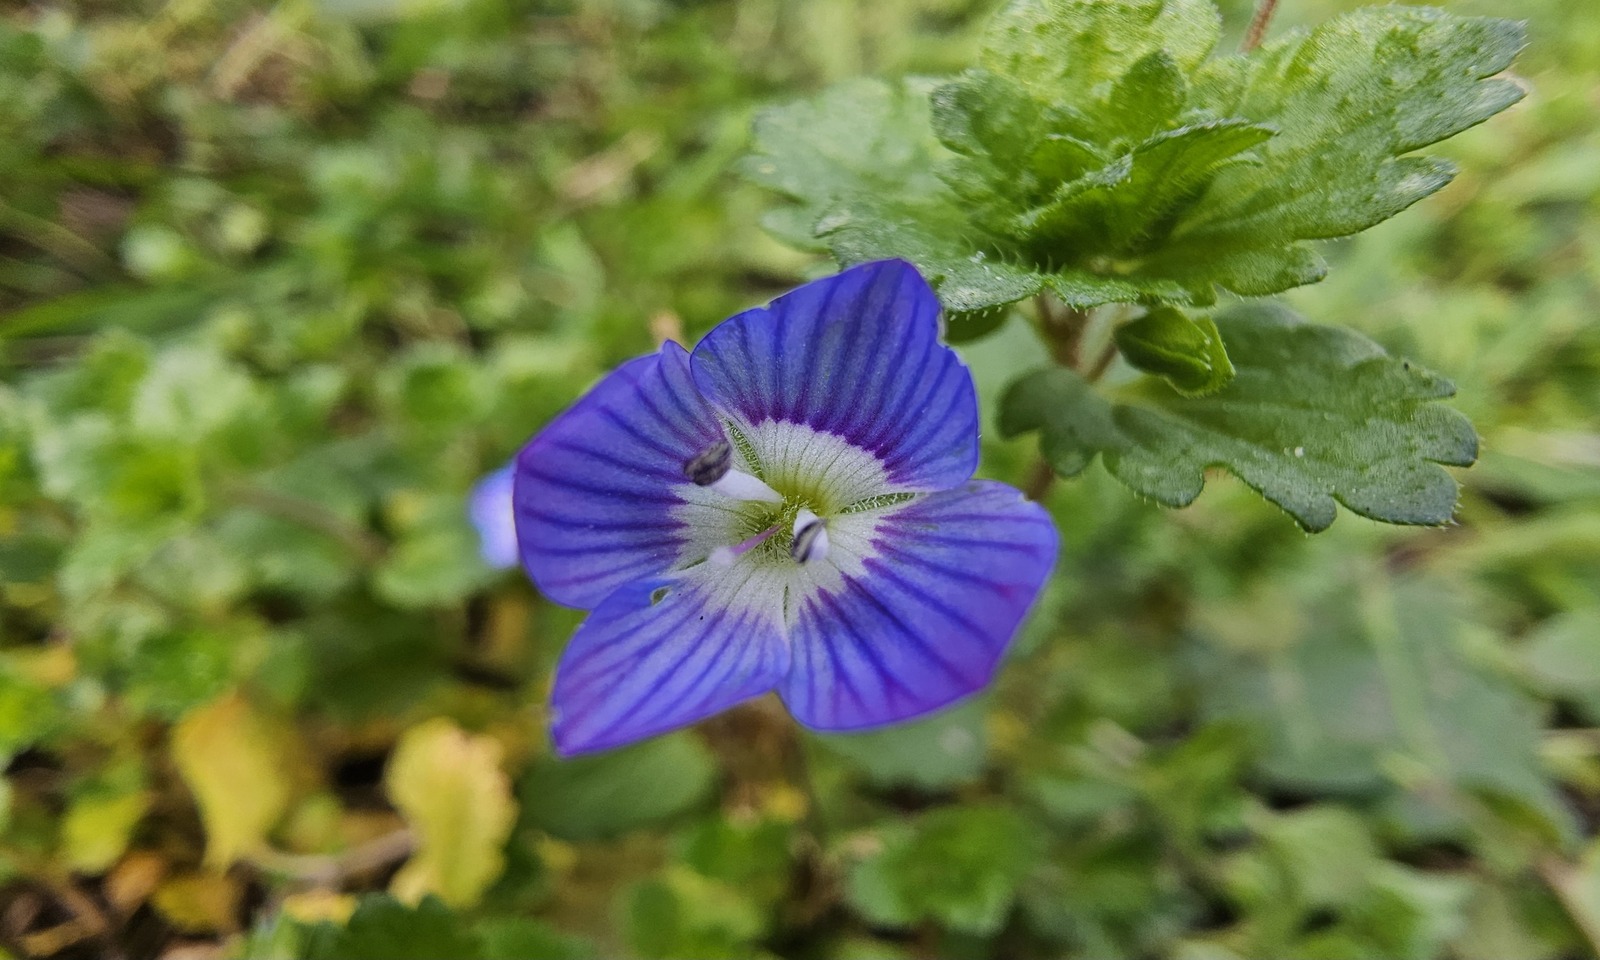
left=222, top=480, right=387, bottom=564
left=1026, top=294, right=1118, bottom=500
left=1034, top=293, right=1091, bottom=369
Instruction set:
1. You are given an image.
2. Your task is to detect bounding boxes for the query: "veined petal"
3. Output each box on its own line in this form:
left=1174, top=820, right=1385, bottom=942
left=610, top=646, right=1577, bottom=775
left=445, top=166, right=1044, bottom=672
left=690, top=260, right=979, bottom=493
left=514, top=341, right=729, bottom=609
left=779, top=481, right=1057, bottom=731
left=550, top=567, right=791, bottom=755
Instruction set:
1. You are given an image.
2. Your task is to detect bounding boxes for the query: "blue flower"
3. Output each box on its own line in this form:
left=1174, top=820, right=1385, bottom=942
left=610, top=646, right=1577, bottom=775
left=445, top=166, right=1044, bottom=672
left=469, top=464, right=519, bottom=570
left=514, top=260, right=1057, bottom=755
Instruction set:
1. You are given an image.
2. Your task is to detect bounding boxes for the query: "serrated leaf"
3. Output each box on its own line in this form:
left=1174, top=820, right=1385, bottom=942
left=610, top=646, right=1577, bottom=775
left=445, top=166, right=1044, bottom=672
left=172, top=692, right=294, bottom=867
left=746, top=1, right=1524, bottom=316
left=1113, top=306, right=1234, bottom=395
left=1024, top=120, right=1276, bottom=254
left=1000, top=303, right=1476, bottom=531
left=747, top=77, right=1046, bottom=328
left=1101, top=52, right=1188, bottom=144
left=386, top=718, right=516, bottom=908
left=743, top=76, right=951, bottom=250
left=1152, top=8, right=1527, bottom=294
left=980, top=0, right=1221, bottom=100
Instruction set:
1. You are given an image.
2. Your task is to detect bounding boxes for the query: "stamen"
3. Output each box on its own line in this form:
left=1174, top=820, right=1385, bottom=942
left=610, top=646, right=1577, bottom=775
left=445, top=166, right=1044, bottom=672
left=708, top=469, right=783, bottom=504
left=710, top=524, right=779, bottom=566
left=684, top=439, right=782, bottom=503
left=790, top=507, right=830, bottom=565
left=684, top=440, right=732, bottom=486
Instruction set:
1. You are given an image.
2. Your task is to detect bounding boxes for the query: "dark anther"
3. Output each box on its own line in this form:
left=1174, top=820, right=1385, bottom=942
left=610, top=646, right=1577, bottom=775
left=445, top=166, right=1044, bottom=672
left=791, top=519, right=824, bottom=564
left=684, top=439, right=732, bottom=486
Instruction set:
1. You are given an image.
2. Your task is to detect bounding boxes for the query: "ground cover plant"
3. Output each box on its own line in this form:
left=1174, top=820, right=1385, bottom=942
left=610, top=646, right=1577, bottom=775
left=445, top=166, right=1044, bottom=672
left=1, top=0, right=1599, bottom=957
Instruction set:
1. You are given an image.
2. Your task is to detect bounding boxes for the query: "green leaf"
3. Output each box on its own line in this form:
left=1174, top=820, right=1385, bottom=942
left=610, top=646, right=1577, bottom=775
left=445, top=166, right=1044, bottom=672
left=62, top=787, right=151, bottom=874
left=304, top=895, right=484, bottom=960
left=1000, top=303, right=1476, bottom=531
left=519, top=732, right=716, bottom=841
left=746, top=77, right=1045, bottom=327
left=676, top=817, right=794, bottom=909
left=847, top=806, right=1041, bottom=935
left=743, top=76, right=951, bottom=252
left=1194, top=575, right=1573, bottom=842
left=1522, top=610, right=1600, bottom=721
left=814, top=699, right=988, bottom=789
left=1148, top=7, right=1528, bottom=297
left=373, top=493, right=496, bottom=609
left=1023, top=120, right=1277, bottom=258
left=0, top=661, right=64, bottom=763
left=624, top=867, right=766, bottom=960
left=1112, top=306, right=1234, bottom=395
left=746, top=1, right=1524, bottom=315
left=1259, top=806, right=1381, bottom=910
left=476, top=918, right=595, bottom=960
left=979, top=0, right=1221, bottom=100
left=1099, top=52, right=1188, bottom=145
left=120, top=628, right=237, bottom=721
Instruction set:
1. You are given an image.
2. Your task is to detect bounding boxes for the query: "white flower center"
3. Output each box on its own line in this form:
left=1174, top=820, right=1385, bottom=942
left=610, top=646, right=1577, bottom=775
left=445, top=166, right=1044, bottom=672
left=670, top=420, right=897, bottom=577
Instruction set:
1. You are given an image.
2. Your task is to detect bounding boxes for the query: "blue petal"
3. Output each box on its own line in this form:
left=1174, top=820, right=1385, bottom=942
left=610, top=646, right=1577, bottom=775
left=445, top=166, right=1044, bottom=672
left=514, top=341, right=727, bottom=609
left=550, top=570, right=791, bottom=755
left=469, top=463, right=519, bottom=569
left=779, top=480, right=1057, bottom=731
left=690, top=260, right=979, bottom=492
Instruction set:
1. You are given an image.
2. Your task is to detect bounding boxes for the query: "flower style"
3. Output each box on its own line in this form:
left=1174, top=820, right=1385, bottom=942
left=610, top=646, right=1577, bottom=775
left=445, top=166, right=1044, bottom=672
left=514, top=260, right=1058, bottom=755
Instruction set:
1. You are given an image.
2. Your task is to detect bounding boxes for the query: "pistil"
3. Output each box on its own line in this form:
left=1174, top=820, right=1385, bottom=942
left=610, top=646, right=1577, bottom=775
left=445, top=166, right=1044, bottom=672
left=710, top=524, right=780, bottom=566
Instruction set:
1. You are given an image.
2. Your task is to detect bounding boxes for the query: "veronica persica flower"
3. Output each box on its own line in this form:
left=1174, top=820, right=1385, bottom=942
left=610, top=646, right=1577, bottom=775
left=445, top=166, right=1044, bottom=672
left=514, top=260, right=1057, bottom=755
left=469, top=464, right=519, bottom=570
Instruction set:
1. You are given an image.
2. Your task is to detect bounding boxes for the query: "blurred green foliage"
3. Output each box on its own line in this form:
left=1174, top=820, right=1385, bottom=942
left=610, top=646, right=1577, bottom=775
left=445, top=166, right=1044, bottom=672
left=0, top=0, right=1597, bottom=958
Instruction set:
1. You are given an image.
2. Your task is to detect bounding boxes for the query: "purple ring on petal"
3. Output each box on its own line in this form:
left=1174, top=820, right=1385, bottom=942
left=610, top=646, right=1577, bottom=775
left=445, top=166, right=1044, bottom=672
left=513, top=260, right=1058, bottom=755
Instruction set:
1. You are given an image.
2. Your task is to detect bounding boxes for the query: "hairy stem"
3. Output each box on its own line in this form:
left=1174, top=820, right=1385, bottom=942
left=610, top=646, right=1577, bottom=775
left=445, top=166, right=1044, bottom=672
left=1084, top=339, right=1119, bottom=384
left=1022, top=458, right=1057, bottom=502
left=1242, top=0, right=1280, bottom=52
left=249, top=828, right=416, bottom=887
left=1034, top=293, right=1091, bottom=369
left=1027, top=293, right=1116, bottom=501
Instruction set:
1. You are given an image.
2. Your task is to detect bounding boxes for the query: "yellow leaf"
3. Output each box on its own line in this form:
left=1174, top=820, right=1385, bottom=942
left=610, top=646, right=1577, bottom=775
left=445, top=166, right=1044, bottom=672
left=152, top=870, right=241, bottom=933
left=171, top=692, right=292, bottom=867
left=283, top=890, right=357, bottom=925
left=63, top=789, right=151, bottom=874
left=384, top=717, right=516, bottom=908
left=105, top=850, right=167, bottom=914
